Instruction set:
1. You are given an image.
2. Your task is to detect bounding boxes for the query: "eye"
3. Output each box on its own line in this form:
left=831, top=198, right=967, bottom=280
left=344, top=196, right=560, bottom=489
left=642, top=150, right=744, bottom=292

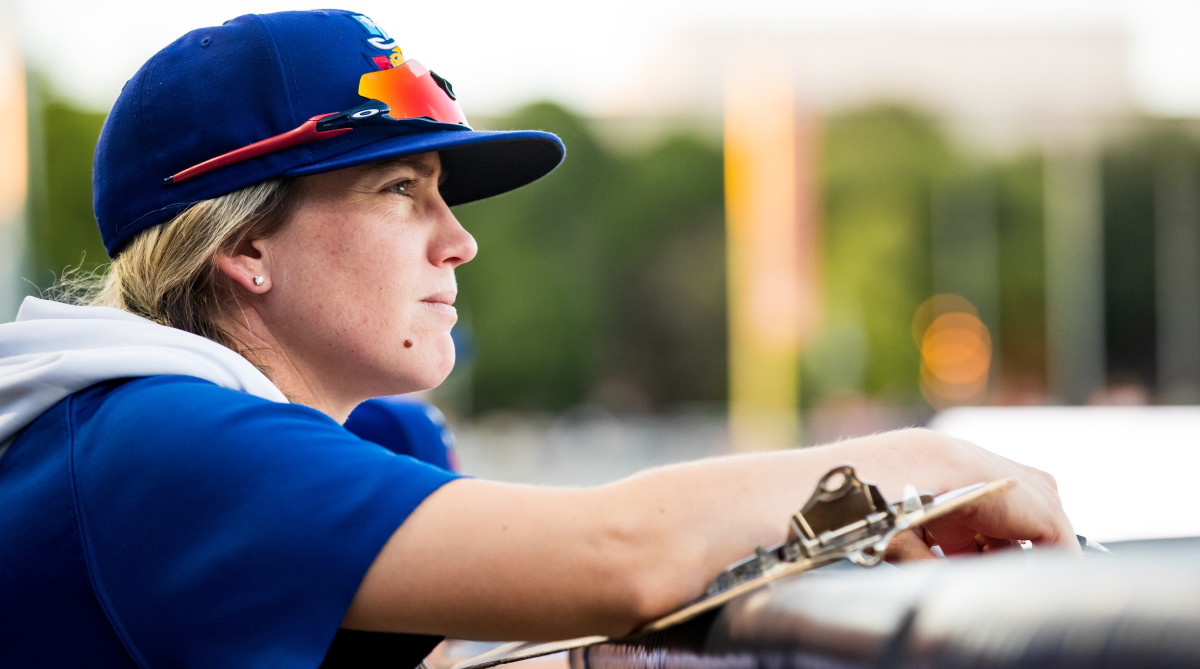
left=389, top=179, right=417, bottom=196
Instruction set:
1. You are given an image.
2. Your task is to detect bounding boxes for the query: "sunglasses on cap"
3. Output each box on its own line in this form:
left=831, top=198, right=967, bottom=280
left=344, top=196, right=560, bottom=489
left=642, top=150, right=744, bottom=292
left=163, top=59, right=467, bottom=186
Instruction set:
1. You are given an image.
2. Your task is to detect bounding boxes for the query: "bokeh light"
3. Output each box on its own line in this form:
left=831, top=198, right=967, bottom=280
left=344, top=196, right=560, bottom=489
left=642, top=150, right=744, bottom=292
left=914, top=295, right=992, bottom=408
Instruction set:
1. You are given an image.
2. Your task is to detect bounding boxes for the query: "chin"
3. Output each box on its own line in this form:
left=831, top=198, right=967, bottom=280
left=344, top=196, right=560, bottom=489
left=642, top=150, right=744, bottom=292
left=427, top=361, right=456, bottom=390
left=405, top=354, right=456, bottom=393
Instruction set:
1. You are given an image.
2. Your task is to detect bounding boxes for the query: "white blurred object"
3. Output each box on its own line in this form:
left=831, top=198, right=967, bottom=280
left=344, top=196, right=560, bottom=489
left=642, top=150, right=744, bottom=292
left=928, top=406, right=1200, bottom=543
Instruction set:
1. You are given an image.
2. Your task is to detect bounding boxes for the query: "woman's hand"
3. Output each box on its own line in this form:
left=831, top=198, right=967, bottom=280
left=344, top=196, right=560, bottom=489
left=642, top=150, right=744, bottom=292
left=882, top=433, right=1078, bottom=561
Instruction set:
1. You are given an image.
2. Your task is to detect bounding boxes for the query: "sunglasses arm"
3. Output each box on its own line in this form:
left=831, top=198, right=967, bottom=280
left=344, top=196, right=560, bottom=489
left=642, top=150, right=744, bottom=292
left=163, top=113, right=349, bottom=185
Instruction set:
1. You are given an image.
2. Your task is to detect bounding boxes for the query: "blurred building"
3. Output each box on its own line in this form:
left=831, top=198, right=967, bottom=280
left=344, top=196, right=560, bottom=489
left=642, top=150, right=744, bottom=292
left=611, top=28, right=1138, bottom=151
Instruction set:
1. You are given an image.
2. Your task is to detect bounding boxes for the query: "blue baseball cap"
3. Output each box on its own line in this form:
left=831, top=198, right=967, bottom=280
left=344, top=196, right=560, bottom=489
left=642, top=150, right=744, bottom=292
left=93, top=9, right=565, bottom=257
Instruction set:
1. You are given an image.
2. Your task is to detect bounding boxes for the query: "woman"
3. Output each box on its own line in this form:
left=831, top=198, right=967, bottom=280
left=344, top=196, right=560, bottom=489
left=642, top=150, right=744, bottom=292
left=0, top=9, right=1074, bottom=669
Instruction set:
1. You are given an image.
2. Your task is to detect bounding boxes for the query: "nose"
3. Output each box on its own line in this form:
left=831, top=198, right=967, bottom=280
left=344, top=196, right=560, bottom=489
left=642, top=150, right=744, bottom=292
left=432, top=204, right=477, bottom=268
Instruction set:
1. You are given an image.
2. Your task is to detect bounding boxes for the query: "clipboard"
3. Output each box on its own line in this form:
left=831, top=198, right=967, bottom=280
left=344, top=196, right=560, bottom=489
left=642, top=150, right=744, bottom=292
left=452, top=465, right=1015, bottom=669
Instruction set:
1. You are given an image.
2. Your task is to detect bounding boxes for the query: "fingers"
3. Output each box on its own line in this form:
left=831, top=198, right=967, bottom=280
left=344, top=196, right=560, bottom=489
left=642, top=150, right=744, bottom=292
left=929, top=531, right=1020, bottom=556
left=921, top=479, right=1079, bottom=556
left=939, top=439, right=1080, bottom=553
left=841, top=430, right=1079, bottom=558
left=883, top=527, right=1021, bottom=563
left=975, top=534, right=1022, bottom=553
left=884, top=528, right=940, bottom=562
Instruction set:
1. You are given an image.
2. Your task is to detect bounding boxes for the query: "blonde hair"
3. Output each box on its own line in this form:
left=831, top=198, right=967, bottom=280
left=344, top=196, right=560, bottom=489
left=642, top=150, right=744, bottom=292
left=66, top=178, right=295, bottom=351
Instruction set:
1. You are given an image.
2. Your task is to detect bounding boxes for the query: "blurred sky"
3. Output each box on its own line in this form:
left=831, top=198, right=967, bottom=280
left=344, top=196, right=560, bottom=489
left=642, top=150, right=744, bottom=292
left=8, top=0, right=1200, bottom=118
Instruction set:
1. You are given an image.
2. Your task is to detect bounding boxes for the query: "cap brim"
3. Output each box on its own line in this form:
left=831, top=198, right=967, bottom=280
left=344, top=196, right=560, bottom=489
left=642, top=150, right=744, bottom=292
left=283, top=127, right=565, bottom=206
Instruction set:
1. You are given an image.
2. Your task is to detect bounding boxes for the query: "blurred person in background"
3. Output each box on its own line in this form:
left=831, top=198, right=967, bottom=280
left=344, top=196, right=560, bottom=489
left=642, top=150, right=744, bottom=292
left=346, top=395, right=460, bottom=472
left=0, top=9, right=1075, bottom=669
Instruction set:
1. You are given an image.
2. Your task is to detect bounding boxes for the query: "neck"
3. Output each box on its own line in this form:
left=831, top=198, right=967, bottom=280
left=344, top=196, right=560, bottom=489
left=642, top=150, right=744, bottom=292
left=216, top=306, right=356, bottom=423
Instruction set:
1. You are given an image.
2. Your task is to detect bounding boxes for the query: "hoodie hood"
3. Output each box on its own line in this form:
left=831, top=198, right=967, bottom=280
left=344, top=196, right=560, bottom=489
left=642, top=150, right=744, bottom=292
left=0, top=297, right=287, bottom=450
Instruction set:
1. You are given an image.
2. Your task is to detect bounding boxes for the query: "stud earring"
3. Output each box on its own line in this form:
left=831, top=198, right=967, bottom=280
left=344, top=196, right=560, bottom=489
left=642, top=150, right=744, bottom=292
left=253, top=275, right=265, bottom=286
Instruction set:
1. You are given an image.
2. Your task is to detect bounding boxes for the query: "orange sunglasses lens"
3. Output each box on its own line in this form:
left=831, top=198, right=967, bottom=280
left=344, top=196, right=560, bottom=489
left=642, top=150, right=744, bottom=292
left=358, top=59, right=469, bottom=127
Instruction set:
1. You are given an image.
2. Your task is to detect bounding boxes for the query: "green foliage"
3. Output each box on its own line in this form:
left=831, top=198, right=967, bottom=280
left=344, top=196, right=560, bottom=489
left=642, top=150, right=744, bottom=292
left=24, top=86, right=107, bottom=291
left=994, top=153, right=1047, bottom=385
left=815, top=105, right=957, bottom=402
left=456, top=103, right=726, bottom=413
left=1100, top=121, right=1200, bottom=386
left=596, top=132, right=727, bottom=409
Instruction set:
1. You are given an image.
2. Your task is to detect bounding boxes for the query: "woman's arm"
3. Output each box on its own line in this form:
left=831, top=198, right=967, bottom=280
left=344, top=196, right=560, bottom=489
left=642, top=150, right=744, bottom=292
left=341, top=428, right=1073, bottom=641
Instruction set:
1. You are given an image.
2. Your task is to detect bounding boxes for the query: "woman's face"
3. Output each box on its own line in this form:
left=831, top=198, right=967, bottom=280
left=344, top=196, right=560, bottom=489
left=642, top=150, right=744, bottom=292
left=257, top=152, right=477, bottom=408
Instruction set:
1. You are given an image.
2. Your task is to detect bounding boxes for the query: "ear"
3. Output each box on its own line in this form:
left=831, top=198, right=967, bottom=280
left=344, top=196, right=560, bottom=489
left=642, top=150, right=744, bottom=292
left=215, top=237, right=271, bottom=293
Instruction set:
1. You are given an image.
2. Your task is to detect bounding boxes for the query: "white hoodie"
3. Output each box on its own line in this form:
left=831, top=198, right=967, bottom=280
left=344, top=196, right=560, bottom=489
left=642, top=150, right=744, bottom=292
left=0, top=297, right=287, bottom=456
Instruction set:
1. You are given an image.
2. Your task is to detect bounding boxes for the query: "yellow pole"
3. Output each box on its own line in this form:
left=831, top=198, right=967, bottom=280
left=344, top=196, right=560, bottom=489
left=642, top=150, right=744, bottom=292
left=0, top=15, right=28, bottom=319
left=725, top=57, right=803, bottom=452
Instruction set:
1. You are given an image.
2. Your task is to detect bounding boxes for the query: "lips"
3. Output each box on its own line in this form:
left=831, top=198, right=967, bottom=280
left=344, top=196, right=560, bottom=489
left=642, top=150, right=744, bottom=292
left=420, top=291, right=457, bottom=316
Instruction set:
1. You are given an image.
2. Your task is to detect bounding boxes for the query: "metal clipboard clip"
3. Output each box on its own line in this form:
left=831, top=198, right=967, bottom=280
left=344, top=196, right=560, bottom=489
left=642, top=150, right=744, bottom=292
left=699, top=464, right=1013, bottom=606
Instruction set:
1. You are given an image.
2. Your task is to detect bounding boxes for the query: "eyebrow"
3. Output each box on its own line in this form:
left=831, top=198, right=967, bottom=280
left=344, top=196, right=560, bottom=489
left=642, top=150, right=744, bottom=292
left=371, top=156, right=437, bottom=179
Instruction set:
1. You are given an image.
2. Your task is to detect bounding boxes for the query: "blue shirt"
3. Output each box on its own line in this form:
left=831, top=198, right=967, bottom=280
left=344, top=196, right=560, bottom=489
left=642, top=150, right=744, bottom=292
left=0, top=375, right=460, bottom=668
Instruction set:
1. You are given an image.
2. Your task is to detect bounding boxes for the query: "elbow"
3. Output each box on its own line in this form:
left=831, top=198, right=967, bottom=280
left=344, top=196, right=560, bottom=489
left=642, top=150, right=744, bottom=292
left=623, top=560, right=707, bottom=631
left=591, top=505, right=711, bottom=636
left=599, top=563, right=699, bottom=638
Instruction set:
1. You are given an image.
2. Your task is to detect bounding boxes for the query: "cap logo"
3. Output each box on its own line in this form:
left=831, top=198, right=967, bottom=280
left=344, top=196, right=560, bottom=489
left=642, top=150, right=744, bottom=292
left=351, top=14, right=399, bottom=51
left=352, top=14, right=406, bottom=70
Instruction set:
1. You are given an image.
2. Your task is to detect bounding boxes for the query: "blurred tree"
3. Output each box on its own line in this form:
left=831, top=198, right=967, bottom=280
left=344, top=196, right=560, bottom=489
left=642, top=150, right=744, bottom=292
left=455, top=103, right=616, bottom=413
left=593, top=132, right=725, bottom=411
left=456, top=103, right=726, bottom=414
left=814, top=104, right=958, bottom=403
left=1100, top=121, right=1200, bottom=399
left=23, top=80, right=106, bottom=291
left=993, top=154, right=1049, bottom=400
